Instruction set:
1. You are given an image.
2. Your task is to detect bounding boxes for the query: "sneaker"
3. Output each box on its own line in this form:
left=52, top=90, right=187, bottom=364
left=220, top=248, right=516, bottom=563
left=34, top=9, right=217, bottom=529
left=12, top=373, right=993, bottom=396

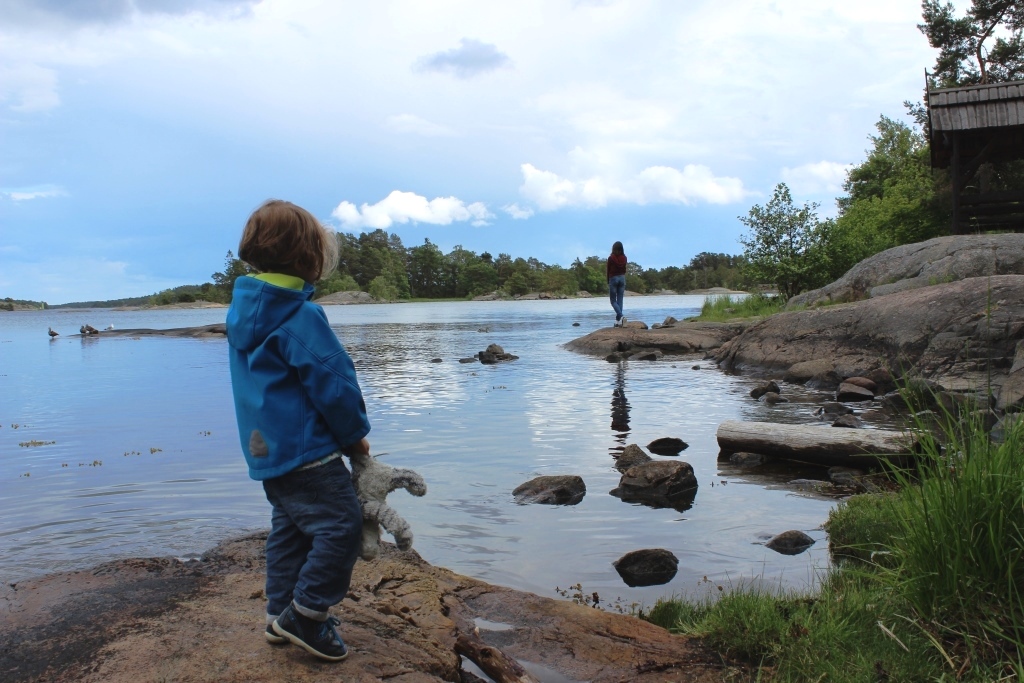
left=273, top=604, right=349, bottom=661
left=621, top=317, right=627, bottom=326
left=265, top=623, right=287, bottom=645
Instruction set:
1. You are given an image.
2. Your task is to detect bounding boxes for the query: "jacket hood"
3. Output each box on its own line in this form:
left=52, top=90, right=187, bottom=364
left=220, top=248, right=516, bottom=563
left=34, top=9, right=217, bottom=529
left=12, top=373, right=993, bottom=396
left=226, top=276, right=314, bottom=352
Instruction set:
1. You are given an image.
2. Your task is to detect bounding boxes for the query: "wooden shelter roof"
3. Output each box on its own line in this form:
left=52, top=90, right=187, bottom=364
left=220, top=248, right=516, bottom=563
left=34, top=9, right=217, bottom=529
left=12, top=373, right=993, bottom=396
left=928, top=79, right=1024, bottom=169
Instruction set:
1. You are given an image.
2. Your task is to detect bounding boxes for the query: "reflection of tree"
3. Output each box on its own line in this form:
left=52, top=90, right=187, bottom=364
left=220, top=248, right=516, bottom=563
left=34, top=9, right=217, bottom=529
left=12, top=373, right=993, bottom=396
left=610, top=363, right=631, bottom=455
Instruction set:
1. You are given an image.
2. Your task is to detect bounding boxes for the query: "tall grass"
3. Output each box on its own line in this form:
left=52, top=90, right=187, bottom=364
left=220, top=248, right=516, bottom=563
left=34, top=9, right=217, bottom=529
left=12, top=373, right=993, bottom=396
left=643, top=410, right=1024, bottom=680
left=886, top=409, right=1024, bottom=668
left=692, top=293, right=785, bottom=321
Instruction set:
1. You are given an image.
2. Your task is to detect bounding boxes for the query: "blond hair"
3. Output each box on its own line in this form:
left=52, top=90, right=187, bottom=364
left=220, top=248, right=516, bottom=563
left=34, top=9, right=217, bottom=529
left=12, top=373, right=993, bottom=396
left=238, top=200, right=339, bottom=283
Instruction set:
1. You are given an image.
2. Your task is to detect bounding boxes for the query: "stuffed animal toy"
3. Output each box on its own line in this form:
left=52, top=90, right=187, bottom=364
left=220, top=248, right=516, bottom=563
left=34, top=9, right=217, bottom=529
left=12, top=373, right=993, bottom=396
left=346, top=452, right=427, bottom=560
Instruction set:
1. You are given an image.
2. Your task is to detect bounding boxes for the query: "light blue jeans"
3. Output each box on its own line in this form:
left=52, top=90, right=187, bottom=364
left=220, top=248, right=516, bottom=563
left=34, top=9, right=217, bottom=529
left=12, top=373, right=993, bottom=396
left=608, top=275, right=626, bottom=320
left=262, top=457, right=362, bottom=620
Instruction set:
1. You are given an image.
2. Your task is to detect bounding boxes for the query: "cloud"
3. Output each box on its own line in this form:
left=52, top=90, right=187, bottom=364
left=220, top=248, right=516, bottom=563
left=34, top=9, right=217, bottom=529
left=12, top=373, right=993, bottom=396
left=385, top=114, right=457, bottom=137
left=781, top=161, right=853, bottom=195
left=0, top=184, right=66, bottom=200
left=0, top=0, right=259, bottom=26
left=502, top=203, right=534, bottom=220
left=414, top=38, right=512, bottom=79
left=0, top=64, right=60, bottom=112
left=518, top=163, right=747, bottom=211
left=332, top=190, right=494, bottom=229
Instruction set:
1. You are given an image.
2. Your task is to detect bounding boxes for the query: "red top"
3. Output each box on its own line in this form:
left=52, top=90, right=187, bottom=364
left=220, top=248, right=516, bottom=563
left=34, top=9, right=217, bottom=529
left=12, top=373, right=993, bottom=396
left=606, top=253, right=627, bottom=279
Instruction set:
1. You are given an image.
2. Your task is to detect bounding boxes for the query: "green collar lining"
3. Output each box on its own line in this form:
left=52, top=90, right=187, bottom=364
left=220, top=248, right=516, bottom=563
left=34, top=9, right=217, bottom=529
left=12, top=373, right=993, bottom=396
left=250, top=273, right=306, bottom=290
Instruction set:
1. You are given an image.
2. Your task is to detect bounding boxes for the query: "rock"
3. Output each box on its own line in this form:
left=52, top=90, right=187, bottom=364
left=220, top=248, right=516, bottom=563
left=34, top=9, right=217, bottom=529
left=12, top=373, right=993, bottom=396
left=430, top=358, right=443, bottom=363
left=714, top=274, right=1024, bottom=396
left=728, top=452, right=773, bottom=467
left=788, top=234, right=1024, bottom=309
left=610, top=461, right=698, bottom=510
left=832, top=414, right=863, bottom=428
left=615, top=444, right=652, bottom=471
left=827, top=466, right=881, bottom=493
left=663, top=316, right=678, bottom=326
left=997, top=340, right=1024, bottom=410
left=315, top=290, right=375, bottom=305
left=564, top=320, right=747, bottom=356
left=865, top=368, right=896, bottom=393
left=787, top=479, right=835, bottom=493
left=647, top=437, right=689, bottom=456
left=512, top=475, right=586, bottom=505
left=765, top=530, right=815, bottom=555
left=815, top=402, right=853, bottom=417
left=836, top=382, right=874, bottom=402
left=478, top=344, right=519, bottom=364
left=750, top=380, right=780, bottom=399
left=612, top=549, right=679, bottom=587
left=572, top=322, right=581, bottom=327
left=458, top=357, right=478, bottom=364
left=622, top=320, right=649, bottom=330
left=762, top=392, right=788, bottom=404
left=629, top=349, right=663, bottom=361
left=880, top=391, right=910, bottom=412
left=842, top=376, right=878, bottom=393
left=783, top=359, right=834, bottom=384
left=692, top=365, right=701, bottom=370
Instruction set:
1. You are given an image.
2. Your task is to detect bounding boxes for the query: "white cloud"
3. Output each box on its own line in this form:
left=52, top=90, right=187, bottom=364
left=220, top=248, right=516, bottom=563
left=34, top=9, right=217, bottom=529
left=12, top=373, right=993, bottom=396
left=1, top=185, right=66, bottom=200
left=385, top=113, right=457, bottom=137
left=332, top=190, right=494, bottom=229
left=414, top=38, right=512, bottom=79
left=519, top=162, right=746, bottom=211
left=502, top=203, right=534, bottom=219
left=0, top=64, right=60, bottom=112
left=781, top=161, right=853, bottom=195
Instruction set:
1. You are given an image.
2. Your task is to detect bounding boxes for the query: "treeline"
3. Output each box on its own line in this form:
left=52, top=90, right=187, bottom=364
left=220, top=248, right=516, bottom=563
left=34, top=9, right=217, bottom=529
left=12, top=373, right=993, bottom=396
left=197, top=241, right=752, bottom=305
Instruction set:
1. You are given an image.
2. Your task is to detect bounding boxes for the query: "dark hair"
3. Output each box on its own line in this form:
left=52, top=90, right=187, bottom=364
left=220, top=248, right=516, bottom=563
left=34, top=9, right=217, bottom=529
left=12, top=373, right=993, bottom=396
left=238, top=200, right=339, bottom=283
left=611, top=241, right=624, bottom=256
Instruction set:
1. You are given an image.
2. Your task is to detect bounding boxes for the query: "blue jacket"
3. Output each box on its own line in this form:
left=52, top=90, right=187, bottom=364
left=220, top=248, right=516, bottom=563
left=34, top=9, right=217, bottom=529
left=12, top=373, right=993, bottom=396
left=226, top=275, right=370, bottom=481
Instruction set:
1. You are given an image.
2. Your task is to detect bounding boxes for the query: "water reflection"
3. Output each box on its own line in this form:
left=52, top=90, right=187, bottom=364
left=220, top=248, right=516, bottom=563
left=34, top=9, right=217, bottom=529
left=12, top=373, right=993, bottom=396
left=609, top=362, right=630, bottom=457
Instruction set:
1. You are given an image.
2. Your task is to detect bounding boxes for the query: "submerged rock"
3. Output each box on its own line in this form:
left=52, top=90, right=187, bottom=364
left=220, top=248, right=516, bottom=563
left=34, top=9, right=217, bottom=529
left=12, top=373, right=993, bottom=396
left=512, top=475, right=586, bottom=505
left=750, top=381, right=780, bottom=400
left=610, top=461, right=698, bottom=510
left=765, top=530, right=815, bottom=555
left=647, top=437, right=689, bottom=456
left=613, top=549, right=679, bottom=587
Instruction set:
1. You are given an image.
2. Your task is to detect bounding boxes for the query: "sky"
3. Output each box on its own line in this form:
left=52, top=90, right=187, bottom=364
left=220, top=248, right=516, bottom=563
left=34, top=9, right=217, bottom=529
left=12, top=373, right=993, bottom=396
left=0, top=0, right=941, bottom=304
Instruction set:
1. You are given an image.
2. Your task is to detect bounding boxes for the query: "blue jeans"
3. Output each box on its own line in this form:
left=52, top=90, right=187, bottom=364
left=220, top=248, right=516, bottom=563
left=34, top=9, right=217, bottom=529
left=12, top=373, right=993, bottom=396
left=262, top=457, right=362, bottom=619
left=608, top=275, right=626, bottom=320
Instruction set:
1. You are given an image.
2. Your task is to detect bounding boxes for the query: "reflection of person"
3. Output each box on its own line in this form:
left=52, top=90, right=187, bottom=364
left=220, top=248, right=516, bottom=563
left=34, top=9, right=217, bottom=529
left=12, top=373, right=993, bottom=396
left=227, top=200, right=369, bottom=662
left=610, top=363, right=631, bottom=453
left=606, top=241, right=627, bottom=327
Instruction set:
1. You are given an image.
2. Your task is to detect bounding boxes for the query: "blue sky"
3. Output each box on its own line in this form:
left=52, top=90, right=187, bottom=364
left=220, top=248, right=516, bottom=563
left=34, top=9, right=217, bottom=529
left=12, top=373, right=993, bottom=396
left=1, top=0, right=938, bottom=304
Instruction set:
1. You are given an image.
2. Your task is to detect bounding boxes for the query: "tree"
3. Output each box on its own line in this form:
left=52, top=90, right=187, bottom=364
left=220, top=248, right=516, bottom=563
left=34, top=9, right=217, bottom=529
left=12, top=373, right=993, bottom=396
left=920, top=1, right=1024, bottom=86
left=211, top=250, right=253, bottom=300
left=738, top=183, right=829, bottom=299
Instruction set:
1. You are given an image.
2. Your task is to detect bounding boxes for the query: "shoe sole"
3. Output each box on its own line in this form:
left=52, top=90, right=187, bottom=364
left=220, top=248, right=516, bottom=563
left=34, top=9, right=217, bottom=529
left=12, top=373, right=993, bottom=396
left=265, top=628, right=288, bottom=645
left=272, top=621, right=349, bottom=662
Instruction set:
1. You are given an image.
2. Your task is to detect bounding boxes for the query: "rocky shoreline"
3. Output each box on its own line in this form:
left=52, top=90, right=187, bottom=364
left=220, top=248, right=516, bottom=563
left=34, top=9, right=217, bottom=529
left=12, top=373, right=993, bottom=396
left=0, top=534, right=725, bottom=683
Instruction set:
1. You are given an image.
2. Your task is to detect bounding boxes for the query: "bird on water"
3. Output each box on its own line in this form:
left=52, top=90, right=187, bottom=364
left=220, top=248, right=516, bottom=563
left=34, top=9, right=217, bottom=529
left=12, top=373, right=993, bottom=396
left=48, top=327, right=58, bottom=338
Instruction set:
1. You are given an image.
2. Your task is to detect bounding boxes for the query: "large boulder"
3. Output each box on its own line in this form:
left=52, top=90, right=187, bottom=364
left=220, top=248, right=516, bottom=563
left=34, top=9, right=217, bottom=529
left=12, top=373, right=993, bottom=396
left=788, top=234, right=1024, bottom=308
left=513, top=475, right=586, bottom=505
left=765, top=530, right=815, bottom=555
left=713, top=275, right=1024, bottom=395
left=612, top=549, right=679, bottom=587
left=610, top=461, right=698, bottom=510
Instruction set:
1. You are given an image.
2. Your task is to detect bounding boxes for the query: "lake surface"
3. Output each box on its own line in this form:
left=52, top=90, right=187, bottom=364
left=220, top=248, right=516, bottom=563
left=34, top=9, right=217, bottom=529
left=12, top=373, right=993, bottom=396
left=1, top=296, right=842, bottom=608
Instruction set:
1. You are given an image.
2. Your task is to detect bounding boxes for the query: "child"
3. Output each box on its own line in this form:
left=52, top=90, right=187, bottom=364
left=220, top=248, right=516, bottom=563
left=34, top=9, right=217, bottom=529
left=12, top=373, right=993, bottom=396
left=226, top=199, right=368, bottom=662
left=606, top=241, right=627, bottom=327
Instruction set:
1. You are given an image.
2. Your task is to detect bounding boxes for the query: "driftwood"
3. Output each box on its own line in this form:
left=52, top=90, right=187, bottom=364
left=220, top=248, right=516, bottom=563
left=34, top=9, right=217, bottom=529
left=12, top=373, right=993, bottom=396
left=717, top=420, right=916, bottom=467
left=455, top=633, right=541, bottom=683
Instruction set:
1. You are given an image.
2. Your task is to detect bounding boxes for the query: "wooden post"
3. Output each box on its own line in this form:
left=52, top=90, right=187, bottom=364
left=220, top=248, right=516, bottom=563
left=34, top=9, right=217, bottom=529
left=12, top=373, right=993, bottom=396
left=951, top=133, right=963, bottom=234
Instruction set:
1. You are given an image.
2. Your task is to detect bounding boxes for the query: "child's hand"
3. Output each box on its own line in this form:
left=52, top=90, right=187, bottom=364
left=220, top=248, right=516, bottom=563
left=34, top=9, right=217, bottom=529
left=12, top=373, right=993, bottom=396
left=345, top=437, right=370, bottom=457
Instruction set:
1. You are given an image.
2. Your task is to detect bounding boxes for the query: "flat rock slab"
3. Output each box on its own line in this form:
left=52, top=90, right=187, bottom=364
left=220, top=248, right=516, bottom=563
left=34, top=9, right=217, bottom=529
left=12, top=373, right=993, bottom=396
left=0, top=534, right=725, bottom=683
left=565, top=321, right=748, bottom=356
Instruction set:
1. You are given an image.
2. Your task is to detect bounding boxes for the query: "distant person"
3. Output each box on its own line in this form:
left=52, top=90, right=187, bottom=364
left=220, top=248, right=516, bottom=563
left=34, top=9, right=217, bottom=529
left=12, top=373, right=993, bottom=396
left=607, top=241, right=627, bottom=327
left=226, top=199, right=368, bottom=662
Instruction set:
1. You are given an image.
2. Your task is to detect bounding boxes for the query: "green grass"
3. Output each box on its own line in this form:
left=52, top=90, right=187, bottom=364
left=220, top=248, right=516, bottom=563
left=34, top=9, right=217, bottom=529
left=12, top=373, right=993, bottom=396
left=689, top=293, right=785, bottom=321
left=643, top=410, right=1024, bottom=681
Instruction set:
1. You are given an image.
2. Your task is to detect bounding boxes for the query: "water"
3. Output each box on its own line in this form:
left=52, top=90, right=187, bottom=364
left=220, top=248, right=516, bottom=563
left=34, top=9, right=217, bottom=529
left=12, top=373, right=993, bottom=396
left=0, top=296, right=841, bottom=607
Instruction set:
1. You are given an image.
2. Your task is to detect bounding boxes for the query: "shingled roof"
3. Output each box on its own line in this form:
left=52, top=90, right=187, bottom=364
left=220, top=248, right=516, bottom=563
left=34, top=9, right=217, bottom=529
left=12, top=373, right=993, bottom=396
left=928, top=79, right=1024, bottom=169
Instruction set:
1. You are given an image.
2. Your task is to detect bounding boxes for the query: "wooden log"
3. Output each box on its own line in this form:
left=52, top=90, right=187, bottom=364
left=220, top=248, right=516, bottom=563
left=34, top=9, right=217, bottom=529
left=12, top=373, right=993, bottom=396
left=455, top=633, right=541, bottom=683
left=717, top=420, right=916, bottom=468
